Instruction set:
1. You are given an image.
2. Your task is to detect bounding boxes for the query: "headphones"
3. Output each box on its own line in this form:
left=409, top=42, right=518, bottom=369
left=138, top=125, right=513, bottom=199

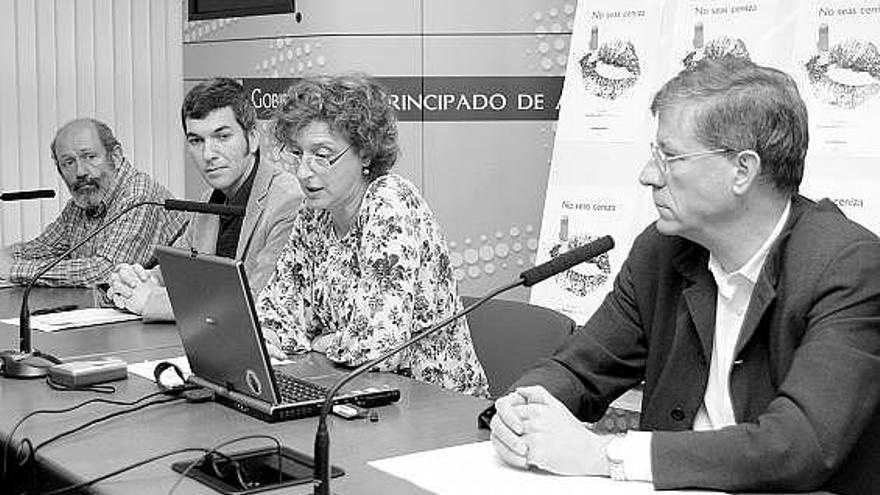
left=152, top=361, right=189, bottom=395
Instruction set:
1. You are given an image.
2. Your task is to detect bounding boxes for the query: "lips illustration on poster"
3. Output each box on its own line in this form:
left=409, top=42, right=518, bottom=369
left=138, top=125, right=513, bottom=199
left=805, top=24, right=880, bottom=109
left=682, top=22, right=751, bottom=69
left=548, top=219, right=612, bottom=297
left=579, top=25, right=641, bottom=101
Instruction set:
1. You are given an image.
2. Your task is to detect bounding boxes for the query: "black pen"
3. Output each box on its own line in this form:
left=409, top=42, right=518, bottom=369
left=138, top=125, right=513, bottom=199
left=32, top=304, right=79, bottom=315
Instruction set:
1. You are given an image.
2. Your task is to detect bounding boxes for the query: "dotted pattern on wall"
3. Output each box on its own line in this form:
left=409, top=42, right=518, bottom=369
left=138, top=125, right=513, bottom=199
left=255, top=38, right=327, bottom=78
left=448, top=224, right=540, bottom=285
left=184, top=18, right=240, bottom=43
left=526, top=3, right=576, bottom=76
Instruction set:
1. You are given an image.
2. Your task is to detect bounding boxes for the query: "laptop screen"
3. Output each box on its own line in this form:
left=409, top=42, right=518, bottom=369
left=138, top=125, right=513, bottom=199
left=155, top=246, right=283, bottom=405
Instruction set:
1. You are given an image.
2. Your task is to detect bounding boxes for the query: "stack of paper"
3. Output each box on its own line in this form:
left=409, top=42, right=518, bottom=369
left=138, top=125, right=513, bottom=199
left=1, top=308, right=141, bottom=332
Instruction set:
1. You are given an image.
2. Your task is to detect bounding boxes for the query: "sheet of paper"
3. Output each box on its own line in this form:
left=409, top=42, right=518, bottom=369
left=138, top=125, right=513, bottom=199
left=1, top=308, right=141, bottom=332
left=370, top=441, right=726, bottom=495
left=128, top=355, right=295, bottom=385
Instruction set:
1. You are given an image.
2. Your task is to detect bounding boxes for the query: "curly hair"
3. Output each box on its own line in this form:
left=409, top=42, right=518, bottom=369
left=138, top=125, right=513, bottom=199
left=273, top=74, right=399, bottom=181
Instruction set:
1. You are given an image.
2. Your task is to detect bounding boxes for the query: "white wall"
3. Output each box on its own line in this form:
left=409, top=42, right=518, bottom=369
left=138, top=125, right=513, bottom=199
left=0, top=0, right=184, bottom=246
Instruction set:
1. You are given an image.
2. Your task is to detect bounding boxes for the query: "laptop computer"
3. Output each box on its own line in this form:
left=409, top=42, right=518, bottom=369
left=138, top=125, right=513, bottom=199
left=154, top=246, right=400, bottom=423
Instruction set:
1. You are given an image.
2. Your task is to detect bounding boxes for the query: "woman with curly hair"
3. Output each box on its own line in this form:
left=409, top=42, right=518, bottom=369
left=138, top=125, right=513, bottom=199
left=256, top=74, right=488, bottom=397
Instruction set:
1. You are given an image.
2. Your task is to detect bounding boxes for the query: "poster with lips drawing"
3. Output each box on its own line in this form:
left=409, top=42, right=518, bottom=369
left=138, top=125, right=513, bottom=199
left=791, top=1, right=880, bottom=157
left=554, top=0, right=664, bottom=144
left=667, top=0, right=790, bottom=74
left=530, top=183, right=651, bottom=324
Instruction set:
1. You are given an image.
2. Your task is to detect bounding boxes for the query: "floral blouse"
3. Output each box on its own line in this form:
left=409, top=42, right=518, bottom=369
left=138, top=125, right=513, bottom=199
left=257, top=174, right=489, bottom=397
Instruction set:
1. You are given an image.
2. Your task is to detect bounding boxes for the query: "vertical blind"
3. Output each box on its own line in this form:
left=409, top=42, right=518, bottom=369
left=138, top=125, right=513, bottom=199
left=0, top=0, right=184, bottom=246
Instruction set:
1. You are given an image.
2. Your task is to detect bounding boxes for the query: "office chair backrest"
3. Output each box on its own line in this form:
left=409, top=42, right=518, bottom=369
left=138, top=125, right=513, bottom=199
left=462, top=296, right=576, bottom=398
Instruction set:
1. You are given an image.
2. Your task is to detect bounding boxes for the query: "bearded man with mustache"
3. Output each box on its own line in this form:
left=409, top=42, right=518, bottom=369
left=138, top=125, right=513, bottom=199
left=0, top=118, right=186, bottom=287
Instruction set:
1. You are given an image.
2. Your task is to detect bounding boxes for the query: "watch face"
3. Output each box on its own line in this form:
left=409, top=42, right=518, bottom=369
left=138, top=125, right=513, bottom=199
left=605, top=437, right=627, bottom=481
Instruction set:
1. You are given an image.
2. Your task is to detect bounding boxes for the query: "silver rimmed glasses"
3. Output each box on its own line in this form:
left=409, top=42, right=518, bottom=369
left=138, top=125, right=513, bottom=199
left=277, top=143, right=352, bottom=175
left=649, top=142, right=735, bottom=175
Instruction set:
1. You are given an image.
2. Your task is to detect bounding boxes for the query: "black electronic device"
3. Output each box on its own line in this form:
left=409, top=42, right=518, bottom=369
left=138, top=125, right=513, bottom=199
left=154, top=246, right=400, bottom=424
left=311, top=236, right=615, bottom=494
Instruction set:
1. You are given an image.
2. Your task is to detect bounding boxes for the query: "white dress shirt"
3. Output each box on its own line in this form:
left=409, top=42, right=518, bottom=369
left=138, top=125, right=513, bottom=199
left=609, top=200, right=792, bottom=482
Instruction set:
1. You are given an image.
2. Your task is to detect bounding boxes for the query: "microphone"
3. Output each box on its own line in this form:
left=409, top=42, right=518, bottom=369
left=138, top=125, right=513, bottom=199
left=310, top=235, right=615, bottom=494
left=1, top=189, right=56, bottom=201
left=163, top=199, right=244, bottom=217
left=0, top=199, right=244, bottom=379
left=520, top=235, right=614, bottom=287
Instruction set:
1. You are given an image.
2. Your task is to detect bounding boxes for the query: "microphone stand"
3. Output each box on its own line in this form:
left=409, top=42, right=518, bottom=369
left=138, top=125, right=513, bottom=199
left=312, top=278, right=523, bottom=495
left=0, top=200, right=162, bottom=378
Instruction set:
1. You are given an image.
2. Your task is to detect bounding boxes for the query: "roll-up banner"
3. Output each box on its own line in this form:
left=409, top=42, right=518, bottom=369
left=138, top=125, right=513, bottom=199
left=532, top=0, right=880, bottom=324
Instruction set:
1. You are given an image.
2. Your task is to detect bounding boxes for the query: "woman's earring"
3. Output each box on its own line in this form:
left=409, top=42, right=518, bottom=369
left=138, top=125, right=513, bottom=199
left=362, top=167, right=370, bottom=176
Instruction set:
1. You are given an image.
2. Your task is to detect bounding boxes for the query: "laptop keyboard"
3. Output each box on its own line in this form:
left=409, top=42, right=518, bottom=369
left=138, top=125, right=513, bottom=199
left=274, top=372, right=328, bottom=403
left=215, top=371, right=401, bottom=422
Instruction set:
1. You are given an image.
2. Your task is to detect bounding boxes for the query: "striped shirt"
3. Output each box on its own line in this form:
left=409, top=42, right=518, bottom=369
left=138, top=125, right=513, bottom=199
left=8, top=160, right=186, bottom=287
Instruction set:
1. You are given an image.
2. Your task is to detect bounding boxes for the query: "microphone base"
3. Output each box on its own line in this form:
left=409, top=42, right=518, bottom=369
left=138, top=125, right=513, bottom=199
left=0, top=350, right=57, bottom=379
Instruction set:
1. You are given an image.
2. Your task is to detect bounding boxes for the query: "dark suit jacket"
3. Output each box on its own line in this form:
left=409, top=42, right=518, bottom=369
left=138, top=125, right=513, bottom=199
left=514, top=196, right=880, bottom=494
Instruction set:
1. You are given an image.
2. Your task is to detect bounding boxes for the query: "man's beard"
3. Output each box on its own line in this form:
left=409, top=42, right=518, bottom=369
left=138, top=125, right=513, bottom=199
left=71, top=174, right=115, bottom=217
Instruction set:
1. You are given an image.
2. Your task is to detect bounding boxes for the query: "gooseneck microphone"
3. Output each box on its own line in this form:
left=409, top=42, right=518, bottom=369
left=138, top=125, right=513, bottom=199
left=520, top=235, right=614, bottom=287
left=164, top=199, right=244, bottom=217
left=311, top=235, right=615, bottom=495
left=0, top=199, right=246, bottom=379
left=0, top=189, right=56, bottom=201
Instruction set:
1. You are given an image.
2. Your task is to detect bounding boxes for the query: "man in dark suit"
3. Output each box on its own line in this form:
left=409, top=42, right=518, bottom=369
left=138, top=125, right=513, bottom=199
left=491, top=56, right=879, bottom=494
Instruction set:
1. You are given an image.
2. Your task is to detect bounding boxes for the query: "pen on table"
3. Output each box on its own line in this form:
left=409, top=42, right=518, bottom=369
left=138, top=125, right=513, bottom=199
left=32, top=304, right=79, bottom=315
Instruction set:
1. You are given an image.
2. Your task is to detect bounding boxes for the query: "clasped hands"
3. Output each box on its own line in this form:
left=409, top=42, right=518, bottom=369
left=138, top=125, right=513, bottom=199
left=490, top=385, right=612, bottom=476
left=106, top=263, right=160, bottom=314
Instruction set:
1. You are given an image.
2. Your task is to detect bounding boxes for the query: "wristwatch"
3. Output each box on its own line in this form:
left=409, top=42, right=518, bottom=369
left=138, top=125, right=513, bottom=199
left=605, top=435, right=627, bottom=481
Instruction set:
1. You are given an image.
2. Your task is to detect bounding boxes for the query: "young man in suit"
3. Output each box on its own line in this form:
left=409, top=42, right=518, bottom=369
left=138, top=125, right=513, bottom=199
left=107, top=78, right=302, bottom=320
